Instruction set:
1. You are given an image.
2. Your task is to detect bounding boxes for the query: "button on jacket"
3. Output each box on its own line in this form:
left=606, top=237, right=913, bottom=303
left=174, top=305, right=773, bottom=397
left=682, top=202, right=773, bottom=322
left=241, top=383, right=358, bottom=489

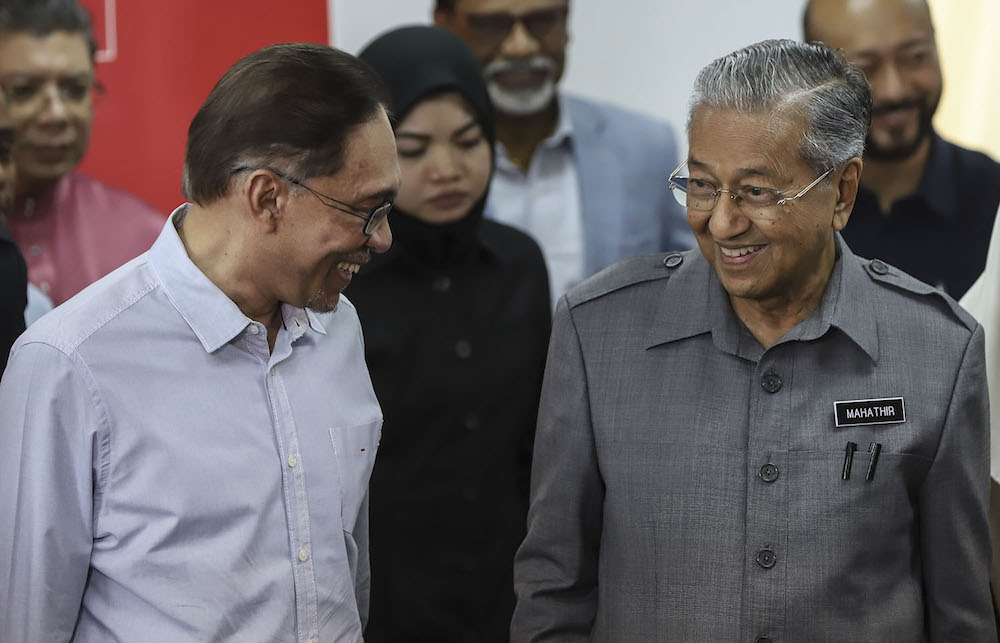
left=0, top=206, right=381, bottom=642
left=512, top=234, right=994, bottom=641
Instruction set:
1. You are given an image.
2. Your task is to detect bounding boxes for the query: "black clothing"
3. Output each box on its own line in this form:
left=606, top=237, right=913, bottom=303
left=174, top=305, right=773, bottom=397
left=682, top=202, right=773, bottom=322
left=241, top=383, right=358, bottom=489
left=844, top=133, right=1000, bottom=298
left=354, top=26, right=551, bottom=642
left=0, top=223, right=26, bottom=374
left=348, top=220, right=549, bottom=642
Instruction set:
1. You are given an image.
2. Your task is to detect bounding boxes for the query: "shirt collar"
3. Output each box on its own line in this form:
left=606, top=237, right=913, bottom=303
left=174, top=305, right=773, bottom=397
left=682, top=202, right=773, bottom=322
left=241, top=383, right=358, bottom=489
left=646, top=234, right=879, bottom=363
left=495, top=91, right=575, bottom=170
left=914, top=132, right=957, bottom=220
left=858, top=131, right=955, bottom=220
left=149, top=204, right=327, bottom=354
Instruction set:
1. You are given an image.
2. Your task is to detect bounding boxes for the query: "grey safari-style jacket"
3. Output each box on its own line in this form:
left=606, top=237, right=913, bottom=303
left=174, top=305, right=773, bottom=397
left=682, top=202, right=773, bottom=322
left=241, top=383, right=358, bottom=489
left=512, top=234, right=994, bottom=642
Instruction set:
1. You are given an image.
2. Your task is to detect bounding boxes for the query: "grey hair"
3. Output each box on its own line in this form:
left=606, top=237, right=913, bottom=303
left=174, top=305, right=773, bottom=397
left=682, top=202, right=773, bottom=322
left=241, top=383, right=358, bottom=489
left=688, top=39, right=872, bottom=174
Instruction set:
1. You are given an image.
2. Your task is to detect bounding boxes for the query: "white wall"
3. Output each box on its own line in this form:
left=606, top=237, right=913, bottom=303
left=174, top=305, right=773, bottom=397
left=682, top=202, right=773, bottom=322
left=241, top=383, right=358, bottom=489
left=331, top=0, right=809, bottom=149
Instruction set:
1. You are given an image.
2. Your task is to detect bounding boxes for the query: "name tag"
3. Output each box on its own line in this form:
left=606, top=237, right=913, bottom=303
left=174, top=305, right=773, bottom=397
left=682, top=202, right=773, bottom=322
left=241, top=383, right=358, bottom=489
left=834, top=397, right=905, bottom=427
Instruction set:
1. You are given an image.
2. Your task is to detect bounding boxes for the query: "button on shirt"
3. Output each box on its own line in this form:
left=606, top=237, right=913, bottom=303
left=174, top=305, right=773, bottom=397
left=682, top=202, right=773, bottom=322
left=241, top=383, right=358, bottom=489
left=487, top=95, right=583, bottom=307
left=843, top=133, right=1000, bottom=298
left=0, top=205, right=381, bottom=642
left=7, top=170, right=165, bottom=306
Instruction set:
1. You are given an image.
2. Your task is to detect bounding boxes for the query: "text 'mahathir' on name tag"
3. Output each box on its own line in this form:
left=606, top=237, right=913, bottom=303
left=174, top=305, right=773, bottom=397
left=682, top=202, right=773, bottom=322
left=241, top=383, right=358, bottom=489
left=833, top=397, right=905, bottom=428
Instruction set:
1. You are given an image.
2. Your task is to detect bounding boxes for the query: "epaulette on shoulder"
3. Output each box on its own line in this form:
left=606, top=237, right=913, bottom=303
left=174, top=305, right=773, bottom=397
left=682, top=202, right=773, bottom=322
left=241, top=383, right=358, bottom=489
left=565, top=250, right=689, bottom=308
left=861, top=257, right=977, bottom=332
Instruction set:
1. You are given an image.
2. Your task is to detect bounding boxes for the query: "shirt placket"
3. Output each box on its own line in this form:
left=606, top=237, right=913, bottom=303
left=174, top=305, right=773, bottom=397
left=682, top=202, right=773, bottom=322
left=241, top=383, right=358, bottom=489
left=742, top=346, right=791, bottom=642
left=253, top=328, right=320, bottom=643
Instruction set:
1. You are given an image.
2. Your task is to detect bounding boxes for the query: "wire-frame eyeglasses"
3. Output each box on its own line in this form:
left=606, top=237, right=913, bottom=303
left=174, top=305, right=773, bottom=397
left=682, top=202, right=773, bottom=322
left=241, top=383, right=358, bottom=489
left=231, top=166, right=393, bottom=236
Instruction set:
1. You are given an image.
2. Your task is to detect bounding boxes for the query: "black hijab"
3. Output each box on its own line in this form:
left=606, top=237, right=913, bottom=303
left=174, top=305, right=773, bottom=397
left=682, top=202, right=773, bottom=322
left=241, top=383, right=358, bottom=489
left=358, top=25, right=495, bottom=269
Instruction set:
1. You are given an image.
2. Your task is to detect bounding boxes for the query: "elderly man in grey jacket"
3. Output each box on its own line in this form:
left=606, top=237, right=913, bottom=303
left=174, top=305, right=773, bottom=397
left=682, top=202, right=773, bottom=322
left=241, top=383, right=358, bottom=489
left=512, top=39, right=994, bottom=641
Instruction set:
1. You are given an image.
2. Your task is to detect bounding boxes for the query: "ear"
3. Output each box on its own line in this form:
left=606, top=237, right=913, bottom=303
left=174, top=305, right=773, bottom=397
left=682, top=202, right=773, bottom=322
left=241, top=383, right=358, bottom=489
left=433, top=8, right=455, bottom=28
left=830, top=157, right=863, bottom=232
left=243, top=170, right=287, bottom=232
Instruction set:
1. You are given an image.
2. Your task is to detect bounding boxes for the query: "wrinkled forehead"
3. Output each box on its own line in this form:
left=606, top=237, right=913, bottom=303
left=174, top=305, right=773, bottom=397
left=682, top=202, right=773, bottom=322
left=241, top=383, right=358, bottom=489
left=808, top=0, right=935, bottom=54
left=688, top=105, right=809, bottom=177
left=454, top=0, right=568, bottom=14
left=335, top=109, right=401, bottom=201
left=0, top=30, right=93, bottom=74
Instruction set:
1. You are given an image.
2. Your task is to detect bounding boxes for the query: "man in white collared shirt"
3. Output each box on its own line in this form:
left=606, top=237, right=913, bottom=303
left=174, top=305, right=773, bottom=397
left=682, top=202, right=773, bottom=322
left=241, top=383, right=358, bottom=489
left=0, top=43, right=400, bottom=642
left=436, top=0, right=692, bottom=305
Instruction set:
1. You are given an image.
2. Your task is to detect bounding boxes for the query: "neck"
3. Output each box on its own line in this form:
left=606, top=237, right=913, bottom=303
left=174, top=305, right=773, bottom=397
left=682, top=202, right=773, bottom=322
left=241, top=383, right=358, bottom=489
left=16, top=173, right=64, bottom=199
left=861, top=136, right=932, bottom=213
left=177, top=202, right=283, bottom=350
left=729, top=238, right=837, bottom=350
left=494, top=99, right=559, bottom=171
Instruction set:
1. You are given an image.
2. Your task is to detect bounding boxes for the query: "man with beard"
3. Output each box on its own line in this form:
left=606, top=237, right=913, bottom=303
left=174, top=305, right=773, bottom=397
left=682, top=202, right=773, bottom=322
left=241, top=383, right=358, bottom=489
left=435, top=0, right=692, bottom=305
left=0, top=0, right=164, bottom=308
left=0, top=91, right=26, bottom=373
left=804, top=0, right=1000, bottom=298
left=0, top=43, right=399, bottom=641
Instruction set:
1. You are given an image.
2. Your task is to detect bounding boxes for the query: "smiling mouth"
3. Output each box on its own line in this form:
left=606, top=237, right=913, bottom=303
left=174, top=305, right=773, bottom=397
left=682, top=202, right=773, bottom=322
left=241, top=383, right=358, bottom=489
left=720, top=245, right=765, bottom=258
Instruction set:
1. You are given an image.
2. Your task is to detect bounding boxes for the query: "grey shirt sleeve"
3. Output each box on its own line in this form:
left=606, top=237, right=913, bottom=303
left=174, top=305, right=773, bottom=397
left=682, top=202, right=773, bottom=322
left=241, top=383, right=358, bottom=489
left=511, top=296, right=604, bottom=642
left=919, top=324, right=996, bottom=639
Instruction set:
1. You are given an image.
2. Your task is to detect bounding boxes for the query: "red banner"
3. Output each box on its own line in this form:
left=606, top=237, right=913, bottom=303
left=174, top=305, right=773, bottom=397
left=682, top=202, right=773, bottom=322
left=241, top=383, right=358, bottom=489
left=77, top=0, right=329, bottom=217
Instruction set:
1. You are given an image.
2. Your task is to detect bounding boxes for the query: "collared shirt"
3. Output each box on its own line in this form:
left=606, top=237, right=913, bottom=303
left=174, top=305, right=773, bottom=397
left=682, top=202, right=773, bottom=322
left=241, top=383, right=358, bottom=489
left=844, top=133, right=1000, bottom=298
left=488, top=94, right=583, bottom=307
left=0, top=205, right=381, bottom=642
left=7, top=169, right=165, bottom=306
left=513, top=235, right=993, bottom=640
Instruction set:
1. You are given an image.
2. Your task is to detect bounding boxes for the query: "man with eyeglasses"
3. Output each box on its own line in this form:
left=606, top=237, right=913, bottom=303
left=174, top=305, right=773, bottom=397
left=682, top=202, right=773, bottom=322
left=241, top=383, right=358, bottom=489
left=435, top=0, right=691, bottom=308
left=513, top=39, right=993, bottom=641
left=0, top=42, right=398, bottom=641
left=0, top=0, right=163, bottom=310
left=804, top=0, right=1000, bottom=300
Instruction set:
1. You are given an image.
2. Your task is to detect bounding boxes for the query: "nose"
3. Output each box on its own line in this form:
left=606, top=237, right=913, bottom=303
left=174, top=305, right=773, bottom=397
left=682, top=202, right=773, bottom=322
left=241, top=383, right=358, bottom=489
left=873, top=63, right=908, bottom=105
left=427, top=144, right=462, bottom=182
left=366, top=218, right=393, bottom=254
left=499, top=18, right=541, bottom=58
left=707, top=190, right=752, bottom=240
left=37, top=83, right=70, bottom=122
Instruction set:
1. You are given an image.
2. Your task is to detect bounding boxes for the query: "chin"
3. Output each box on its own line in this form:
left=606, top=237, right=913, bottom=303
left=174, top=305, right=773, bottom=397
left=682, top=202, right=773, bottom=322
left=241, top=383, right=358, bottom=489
left=306, top=290, right=341, bottom=313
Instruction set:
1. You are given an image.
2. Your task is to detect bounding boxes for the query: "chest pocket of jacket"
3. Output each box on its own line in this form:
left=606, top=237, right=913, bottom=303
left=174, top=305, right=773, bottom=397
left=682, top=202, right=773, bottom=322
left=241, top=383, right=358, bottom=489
left=329, top=419, right=381, bottom=533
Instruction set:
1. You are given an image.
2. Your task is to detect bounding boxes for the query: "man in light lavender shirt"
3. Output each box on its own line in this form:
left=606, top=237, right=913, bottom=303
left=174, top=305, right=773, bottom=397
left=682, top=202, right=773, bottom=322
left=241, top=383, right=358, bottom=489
left=0, top=42, right=399, bottom=642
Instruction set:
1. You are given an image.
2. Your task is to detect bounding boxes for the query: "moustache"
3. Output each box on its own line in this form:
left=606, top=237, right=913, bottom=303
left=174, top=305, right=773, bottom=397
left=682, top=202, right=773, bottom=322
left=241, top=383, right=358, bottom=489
left=871, top=99, right=923, bottom=117
left=483, top=56, right=556, bottom=78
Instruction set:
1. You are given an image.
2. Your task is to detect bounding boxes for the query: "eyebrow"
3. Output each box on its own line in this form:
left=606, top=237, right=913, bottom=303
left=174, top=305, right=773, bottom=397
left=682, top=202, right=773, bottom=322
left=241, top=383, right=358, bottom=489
left=853, top=37, right=932, bottom=58
left=395, top=119, right=481, bottom=142
left=688, top=157, right=775, bottom=180
left=0, top=71, right=93, bottom=81
left=356, top=188, right=397, bottom=206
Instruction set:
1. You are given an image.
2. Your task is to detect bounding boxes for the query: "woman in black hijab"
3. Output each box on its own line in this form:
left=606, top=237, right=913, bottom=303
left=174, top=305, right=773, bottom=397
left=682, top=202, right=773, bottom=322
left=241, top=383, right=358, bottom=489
left=352, top=25, right=551, bottom=641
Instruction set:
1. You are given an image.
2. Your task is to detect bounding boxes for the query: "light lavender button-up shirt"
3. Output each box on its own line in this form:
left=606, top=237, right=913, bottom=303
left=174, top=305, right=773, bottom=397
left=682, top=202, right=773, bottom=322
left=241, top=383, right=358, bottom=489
left=0, top=205, right=381, bottom=642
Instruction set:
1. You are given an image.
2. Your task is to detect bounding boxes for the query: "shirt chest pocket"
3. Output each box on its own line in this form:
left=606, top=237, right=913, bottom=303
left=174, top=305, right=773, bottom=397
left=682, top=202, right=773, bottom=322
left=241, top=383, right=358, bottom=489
left=329, top=419, right=381, bottom=533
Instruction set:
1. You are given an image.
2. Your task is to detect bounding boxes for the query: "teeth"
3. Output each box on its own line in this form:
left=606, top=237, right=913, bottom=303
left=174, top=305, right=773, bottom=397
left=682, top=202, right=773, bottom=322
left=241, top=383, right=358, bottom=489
left=720, top=245, right=763, bottom=258
left=337, top=261, right=361, bottom=274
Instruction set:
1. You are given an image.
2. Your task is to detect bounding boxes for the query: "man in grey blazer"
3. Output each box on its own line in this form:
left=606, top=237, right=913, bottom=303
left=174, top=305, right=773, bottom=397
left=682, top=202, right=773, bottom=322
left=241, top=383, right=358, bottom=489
left=435, top=0, right=691, bottom=306
left=512, top=39, right=995, bottom=641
